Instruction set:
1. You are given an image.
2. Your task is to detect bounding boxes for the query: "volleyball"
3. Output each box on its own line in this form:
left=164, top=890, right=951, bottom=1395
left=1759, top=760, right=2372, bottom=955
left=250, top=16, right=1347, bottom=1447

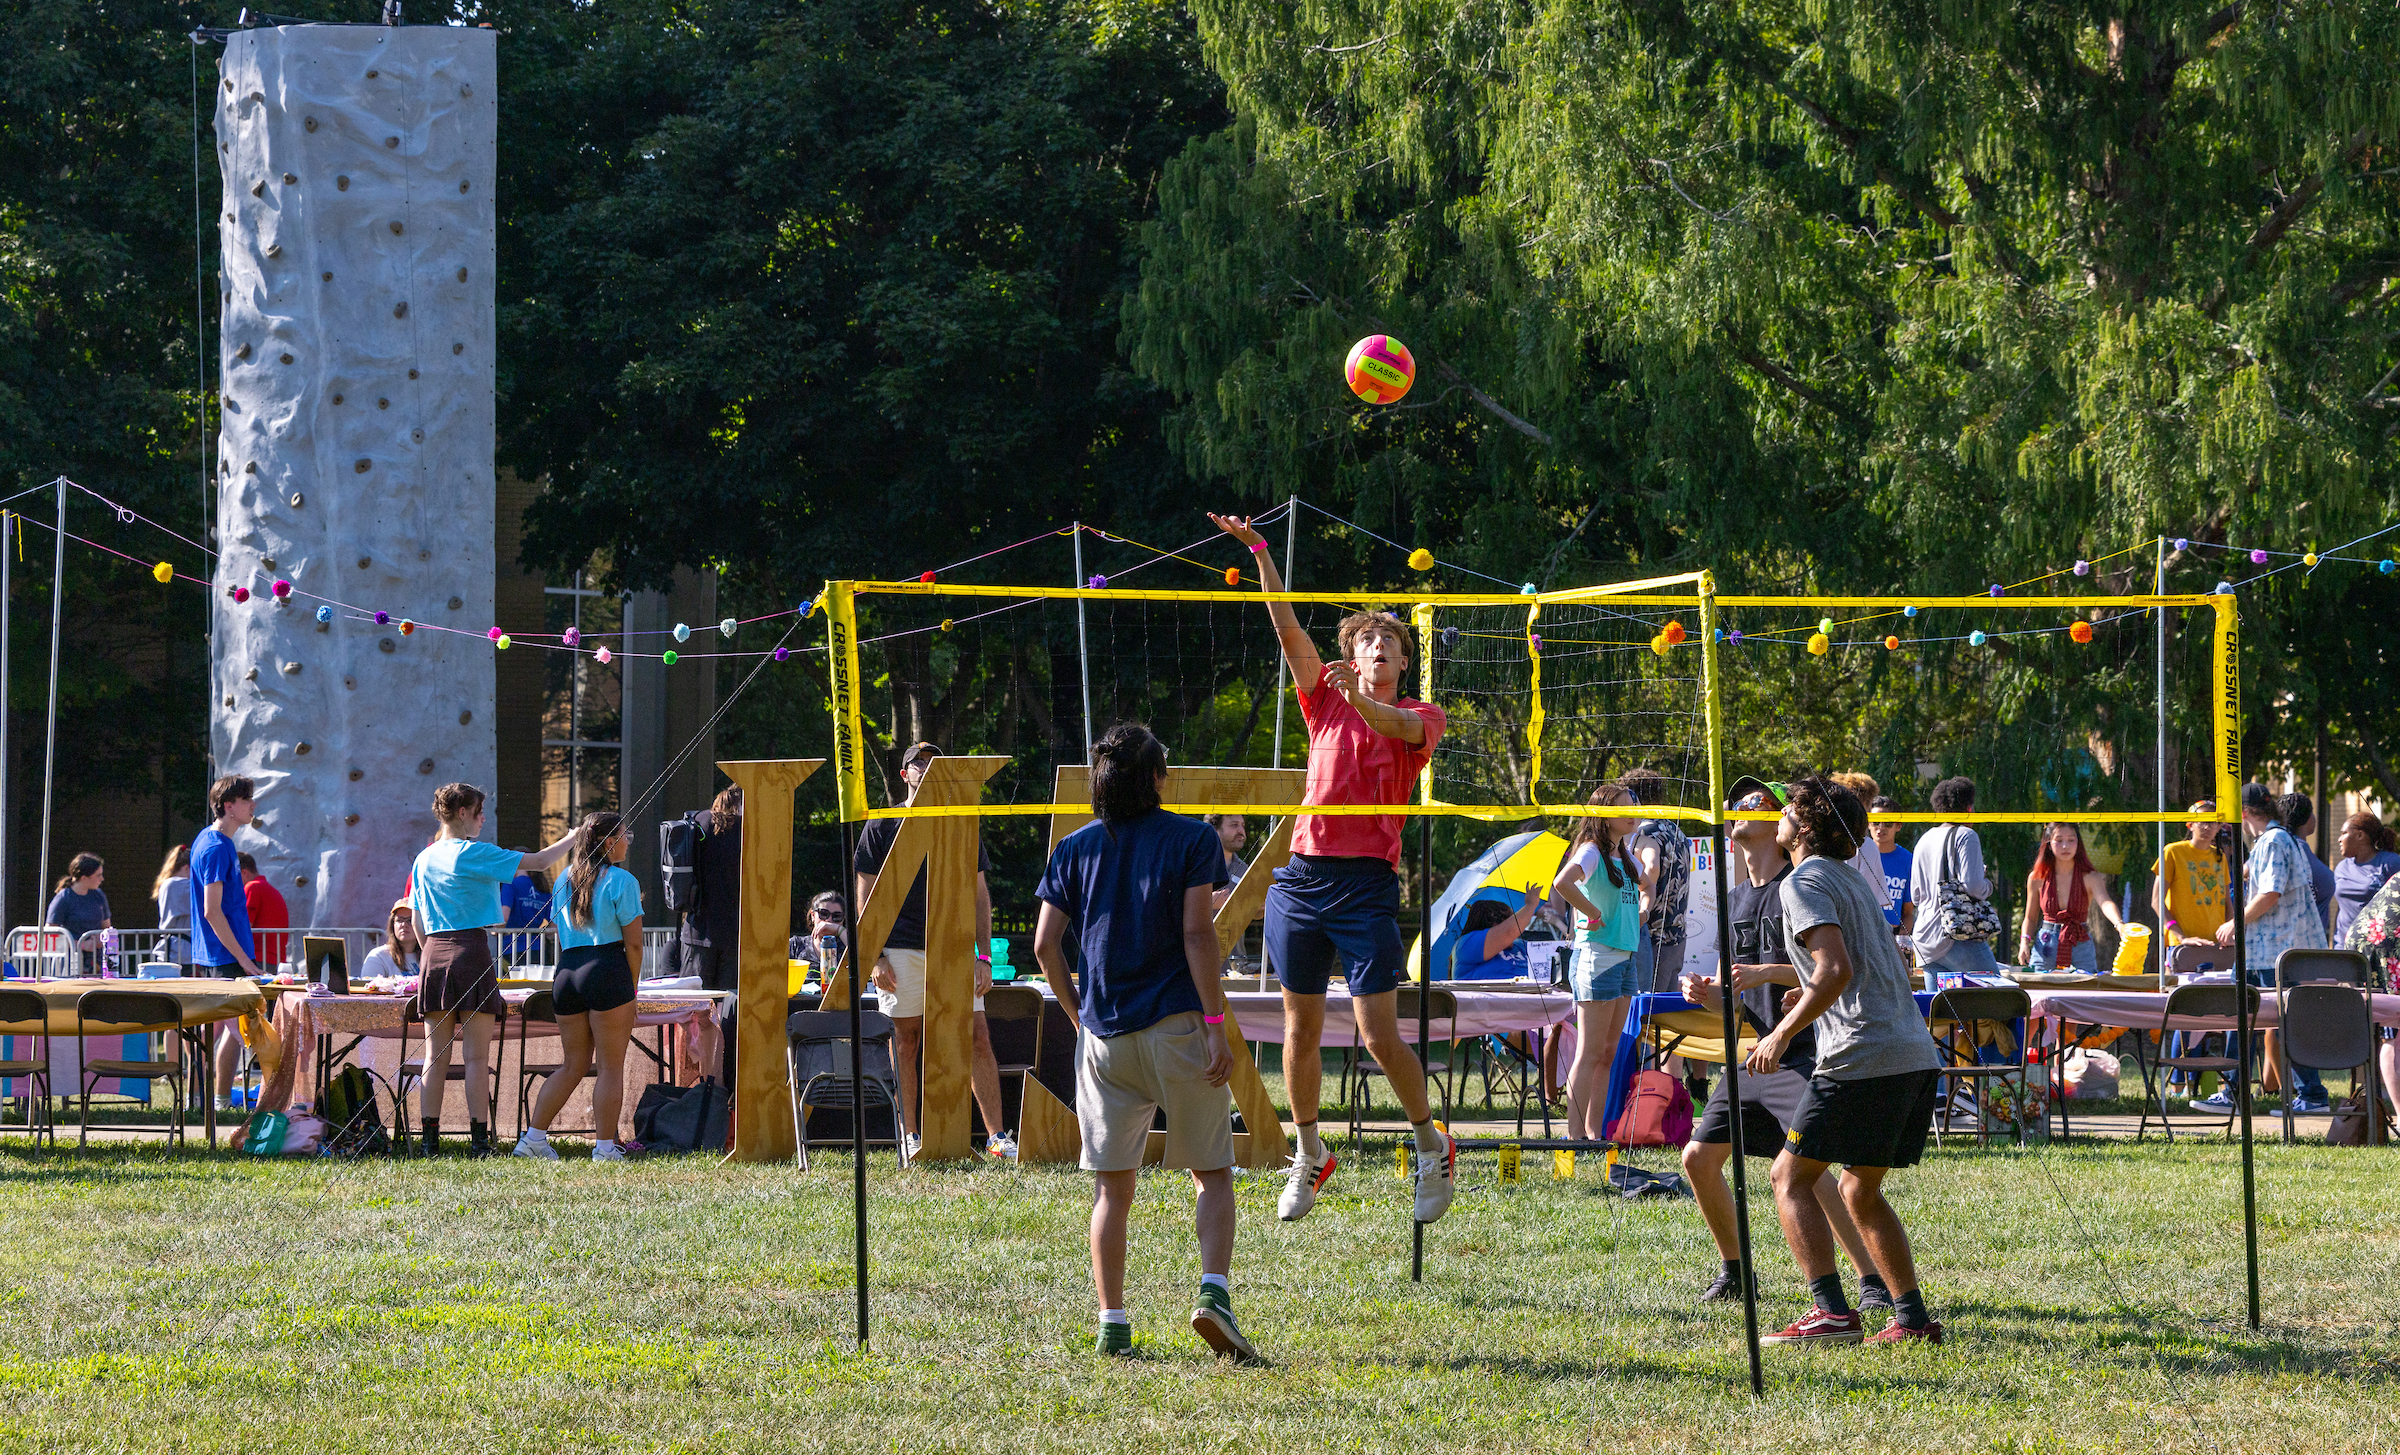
left=1345, top=335, right=1415, bottom=404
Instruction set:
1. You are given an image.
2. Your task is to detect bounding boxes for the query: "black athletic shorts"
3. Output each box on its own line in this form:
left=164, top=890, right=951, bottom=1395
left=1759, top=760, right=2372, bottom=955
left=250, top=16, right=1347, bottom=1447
left=1692, top=1066, right=1811, bottom=1160
left=553, top=942, right=637, bottom=1016
left=1785, top=1067, right=1941, bottom=1170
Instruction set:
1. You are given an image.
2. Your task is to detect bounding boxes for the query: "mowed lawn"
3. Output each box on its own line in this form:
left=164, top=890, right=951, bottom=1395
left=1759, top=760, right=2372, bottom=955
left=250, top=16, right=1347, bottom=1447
left=0, top=1132, right=2394, bottom=1453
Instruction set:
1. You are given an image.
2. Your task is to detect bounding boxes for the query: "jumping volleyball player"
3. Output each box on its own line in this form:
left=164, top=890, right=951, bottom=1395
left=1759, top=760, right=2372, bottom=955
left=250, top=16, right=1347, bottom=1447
left=1208, top=513, right=1454, bottom=1225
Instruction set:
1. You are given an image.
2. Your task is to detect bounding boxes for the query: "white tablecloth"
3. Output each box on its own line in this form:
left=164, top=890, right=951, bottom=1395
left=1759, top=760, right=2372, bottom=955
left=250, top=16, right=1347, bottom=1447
left=2025, top=987, right=2400, bottom=1032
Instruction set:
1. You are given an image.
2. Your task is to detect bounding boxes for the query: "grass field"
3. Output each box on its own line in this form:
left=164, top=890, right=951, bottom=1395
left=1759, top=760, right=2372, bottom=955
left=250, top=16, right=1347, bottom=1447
left=2, top=1125, right=2395, bottom=1453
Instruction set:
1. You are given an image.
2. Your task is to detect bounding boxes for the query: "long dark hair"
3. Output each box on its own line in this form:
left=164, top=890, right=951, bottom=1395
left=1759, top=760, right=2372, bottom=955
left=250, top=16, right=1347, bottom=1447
left=1787, top=776, right=1865, bottom=860
left=1569, top=782, right=1638, bottom=888
left=563, top=811, right=624, bottom=927
left=1090, top=723, right=1166, bottom=824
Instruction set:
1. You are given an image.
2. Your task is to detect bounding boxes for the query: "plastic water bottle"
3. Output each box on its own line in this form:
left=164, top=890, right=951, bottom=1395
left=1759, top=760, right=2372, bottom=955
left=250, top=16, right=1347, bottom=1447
left=989, top=938, right=1015, bottom=982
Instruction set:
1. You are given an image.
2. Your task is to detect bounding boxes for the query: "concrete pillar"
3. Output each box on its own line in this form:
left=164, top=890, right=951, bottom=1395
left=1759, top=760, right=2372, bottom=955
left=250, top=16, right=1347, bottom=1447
left=212, top=24, right=498, bottom=927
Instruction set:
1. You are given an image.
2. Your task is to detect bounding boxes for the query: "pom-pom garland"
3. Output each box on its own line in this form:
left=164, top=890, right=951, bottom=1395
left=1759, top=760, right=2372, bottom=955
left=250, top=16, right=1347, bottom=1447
left=773, top=646, right=790, bottom=662
left=1903, top=605, right=1917, bottom=618
left=2383, top=560, right=2397, bottom=576
left=1807, top=632, right=1830, bottom=656
left=1818, top=617, right=1833, bottom=633
left=1223, top=566, right=1241, bottom=586
left=1969, top=630, right=1987, bottom=646
left=663, top=650, right=679, bottom=665
left=562, top=627, right=580, bottom=647
left=1988, top=584, right=2003, bottom=597
left=487, top=627, right=504, bottom=641
left=315, top=605, right=333, bottom=623
left=374, top=610, right=390, bottom=625
left=153, top=561, right=174, bottom=584
left=719, top=617, right=738, bottom=638
left=594, top=646, right=611, bottom=664
left=2213, top=581, right=2234, bottom=596
left=2072, top=560, right=2090, bottom=576
left=1662, top=620, right=1686, bottom=645
left=2068, top=620, right=2094, bottom=643
left=2174, top=538, right=2189, bottom=551
left=2304, top=552, right=2318, bottom=567
left=1728, top=628, right=1744, bottom=644
left=919, top=571, right=937, bottom=583
left=1087, top=575, right=1107, bottom=589
left=399, top=620, right=416, bottom=635
left=496, top=634, right=512, bottom=650
left=2249, top=549, right=2268, bottom=564
left=1884, top=635, right=1900, bottom=650
left=272, top=579, right=292, bottom=599
left=1520, top=583, right=1536, bottom=594
left=1408, top=548, right=1434, bottom=571
left=673, top=622, right=691, bottom=643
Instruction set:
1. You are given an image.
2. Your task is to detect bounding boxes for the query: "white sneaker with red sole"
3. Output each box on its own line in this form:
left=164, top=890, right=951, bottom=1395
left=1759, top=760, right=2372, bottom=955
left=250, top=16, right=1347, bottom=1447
left=1277, top=1145, right=1337, bottom=1221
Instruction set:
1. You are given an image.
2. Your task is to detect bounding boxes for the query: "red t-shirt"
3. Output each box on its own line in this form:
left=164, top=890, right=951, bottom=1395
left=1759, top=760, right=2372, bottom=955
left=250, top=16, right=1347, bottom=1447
left=244, top=877, right=290, bottom=967
left=1293, top=664, right=1445, bottom=864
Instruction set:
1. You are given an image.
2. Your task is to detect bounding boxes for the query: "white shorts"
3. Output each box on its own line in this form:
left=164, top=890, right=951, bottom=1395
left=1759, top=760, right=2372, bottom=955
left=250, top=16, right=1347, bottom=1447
left=874, top=946, right=986, bottom=1020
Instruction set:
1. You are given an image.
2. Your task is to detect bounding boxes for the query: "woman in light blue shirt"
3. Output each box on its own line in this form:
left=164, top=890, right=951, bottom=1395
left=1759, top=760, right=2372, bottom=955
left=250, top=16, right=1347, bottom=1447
left=407, top=782, right=575, bottom=1156
left=516, top=811, right=645, bottom=1162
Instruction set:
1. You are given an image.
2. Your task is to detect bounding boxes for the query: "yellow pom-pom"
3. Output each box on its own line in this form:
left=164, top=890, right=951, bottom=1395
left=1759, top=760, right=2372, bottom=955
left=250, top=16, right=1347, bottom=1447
left=939, top=619, right=953, bottom=632
left=152, top=561, right=174, bottom=584
left=1223, top=566, right=1241, bottom=586
left=1408, top=548, right=1434, bottom=572
left=1649, top=634, right=1669, bottom=657
left=1807, top=632, right=1831, bottom=656
left=2304, top=552, right=2319, bottom=566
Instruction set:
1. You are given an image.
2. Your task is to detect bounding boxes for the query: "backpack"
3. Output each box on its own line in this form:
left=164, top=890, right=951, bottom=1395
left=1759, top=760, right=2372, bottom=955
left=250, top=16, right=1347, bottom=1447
left=660, top=810, right=711, bottom=916
left=321, top=1064, right=391, bottom=1158
left=1607, top=1069, right=1695, bottom=1147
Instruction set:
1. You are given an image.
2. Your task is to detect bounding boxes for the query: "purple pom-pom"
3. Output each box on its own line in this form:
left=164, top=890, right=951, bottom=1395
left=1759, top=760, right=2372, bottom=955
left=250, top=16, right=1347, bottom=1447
left=773, top=646, right=790, bottom=662
left=1728, top=628, right=1744, bottom=644
left=1988, top=584, right=2003, bottom=597
left=2072, top=560, right=2089, bottom=576
left=2249, top=548, right=2268, bottom=564
left=1087, top=574, right=1107, bottom=590
left=2174, top=538, right=2189, bottom=551
left=373, top=610, right=389, bottom=625
left=562, top=627, right=581, bottom=648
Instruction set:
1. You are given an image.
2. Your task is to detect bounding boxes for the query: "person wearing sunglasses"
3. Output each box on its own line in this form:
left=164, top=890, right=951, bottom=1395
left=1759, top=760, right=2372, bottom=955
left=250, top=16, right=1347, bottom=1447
left=794, top=892, right=850, bottom=990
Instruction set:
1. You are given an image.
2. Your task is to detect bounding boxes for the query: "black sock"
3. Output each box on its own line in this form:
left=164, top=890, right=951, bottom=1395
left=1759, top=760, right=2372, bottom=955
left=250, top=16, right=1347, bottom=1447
left=1722, top=1259, right=1743, bottom=1282
left=421, top=1119, right=441, bottom=1151
left=1809, top=1273, right=1851, bottom=1316
left=1894, top=1288, right=1930, bottom=1330
left=1861, top=1272, right=1890, bottom=1294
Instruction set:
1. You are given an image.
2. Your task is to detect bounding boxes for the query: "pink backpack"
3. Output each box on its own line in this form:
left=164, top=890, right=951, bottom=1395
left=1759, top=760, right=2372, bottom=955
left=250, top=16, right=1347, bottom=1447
left=1608, top=1069, right=1695, bottom=1147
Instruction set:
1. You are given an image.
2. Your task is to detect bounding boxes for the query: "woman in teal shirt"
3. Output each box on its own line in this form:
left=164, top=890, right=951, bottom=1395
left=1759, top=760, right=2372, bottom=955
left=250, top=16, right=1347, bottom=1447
left=516, top=811, right=645, bottom=1162
left=408, top=783, right=575, bottom=1156
left=1550, top=781, right=1652, bottom=1143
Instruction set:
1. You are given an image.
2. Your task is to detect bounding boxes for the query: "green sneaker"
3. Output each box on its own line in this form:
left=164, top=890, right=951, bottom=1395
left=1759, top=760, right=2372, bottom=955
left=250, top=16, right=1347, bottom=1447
left=1095, top=1320, right=1135, bottom=1357
left=1190, top=1285, right=1260, bottom=1365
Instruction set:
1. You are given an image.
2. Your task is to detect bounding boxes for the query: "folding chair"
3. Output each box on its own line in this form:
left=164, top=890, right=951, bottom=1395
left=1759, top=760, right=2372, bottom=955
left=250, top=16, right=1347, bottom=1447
left=395, top=994, right=506, bottom=1146
left=73, top=990, right=187, bottom=1149
left=1927, top=987, right=2033, bottom=1148
left=1342, top=985, right=1457, bottom=1142
left=2134, top=983, right=2257, bottom=1142
left=787, top=1009, right=907, bottom=1170
left=2274, top=949, right=2373, bottom=1145
left=0, top=987, right=55, bottom=1149
left=980, top=985, right=1043, bottom=1143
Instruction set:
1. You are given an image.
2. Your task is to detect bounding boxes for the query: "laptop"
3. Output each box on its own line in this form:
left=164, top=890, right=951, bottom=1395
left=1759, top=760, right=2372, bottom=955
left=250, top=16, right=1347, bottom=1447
left=303, top=935, right=349, bottom=995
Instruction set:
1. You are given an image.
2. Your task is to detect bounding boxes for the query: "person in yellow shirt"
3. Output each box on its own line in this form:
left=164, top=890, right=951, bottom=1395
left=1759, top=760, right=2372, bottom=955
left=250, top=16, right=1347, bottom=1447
left=2152, top=803, right=2231, bottom=946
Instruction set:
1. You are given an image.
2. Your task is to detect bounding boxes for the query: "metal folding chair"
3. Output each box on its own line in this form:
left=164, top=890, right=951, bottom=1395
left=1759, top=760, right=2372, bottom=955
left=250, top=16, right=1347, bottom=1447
left=0, top=987, right=55, bottom=1149
left=72, top=990, right=187, bottom=1149
left=2134, top=983, right=2257, bottom=1142
left=787, top=1009, right=907, bottom=1170
left=2274, top=949, right=2373, bottom=1145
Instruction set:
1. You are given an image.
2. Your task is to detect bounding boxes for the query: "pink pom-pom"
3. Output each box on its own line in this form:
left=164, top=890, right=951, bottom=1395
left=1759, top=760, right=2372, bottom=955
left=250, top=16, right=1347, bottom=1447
left=487, top=626, right=504, bottom=641
left=271, top=579, right=292, bottom=598
left=231, top=586, right=250, bottom=604
left=562, top=627, right=581, bottom=648
left=594, top=646, right=611, bottom=665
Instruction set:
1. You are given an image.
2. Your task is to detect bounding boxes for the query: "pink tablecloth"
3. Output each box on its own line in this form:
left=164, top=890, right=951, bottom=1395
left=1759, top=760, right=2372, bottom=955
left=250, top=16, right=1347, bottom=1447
left=1224, top=984, right=1575, bottom=1047
left=2026, top=987, right=2400, bottom=1032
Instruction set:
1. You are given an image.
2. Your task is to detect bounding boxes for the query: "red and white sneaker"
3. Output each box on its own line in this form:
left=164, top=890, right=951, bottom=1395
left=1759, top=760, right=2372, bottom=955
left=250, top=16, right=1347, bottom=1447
left=1865, top=1319, right=1944, bottom=1346
left=1277, top=1145, right=1337, bottom=1221
left=1761, top=1307, right=1865, bottom=1345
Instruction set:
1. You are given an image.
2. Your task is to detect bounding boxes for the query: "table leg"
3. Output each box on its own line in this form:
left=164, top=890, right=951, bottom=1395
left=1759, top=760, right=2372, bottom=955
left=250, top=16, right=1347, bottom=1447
left=197, top=1027, right=216, bottom=1148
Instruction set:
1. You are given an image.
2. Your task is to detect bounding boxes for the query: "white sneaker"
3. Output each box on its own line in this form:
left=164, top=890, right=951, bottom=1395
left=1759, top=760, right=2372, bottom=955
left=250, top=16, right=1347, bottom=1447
left=1277, top=1145, right=1337, bottom=1221
left=985, top=1134, right=1018, bottom=1161
left=902, top=1133, right=922, bottom=1161
left=591, top=1141, right=627, bottom=1162
left=1411, top=1126, right=1456, bottom=1224
left=512, top=1131, right=559, bottom=1160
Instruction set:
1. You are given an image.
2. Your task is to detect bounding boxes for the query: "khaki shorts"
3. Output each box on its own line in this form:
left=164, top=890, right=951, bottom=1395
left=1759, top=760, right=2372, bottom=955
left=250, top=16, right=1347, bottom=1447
left=874, top=946, right=985, bottom=1020
left=1076, top=1011, right=1235, bottom=1173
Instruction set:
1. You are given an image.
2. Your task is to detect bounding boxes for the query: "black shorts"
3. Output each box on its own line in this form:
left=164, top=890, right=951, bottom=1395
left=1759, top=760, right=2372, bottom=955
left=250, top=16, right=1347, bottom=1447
left=1785, top=1068, right=1941, bottom=1170
left=1692, top=1066, right=1811, bottom=1160
left=553, top=942, right=637, bottom=1016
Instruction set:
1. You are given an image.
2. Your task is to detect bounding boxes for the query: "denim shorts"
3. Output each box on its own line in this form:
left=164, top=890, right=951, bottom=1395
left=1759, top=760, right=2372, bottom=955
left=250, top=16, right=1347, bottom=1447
left=1569, top=944, right=1638, bottom=1003
left=2029, top=922, right=2098, bottom=973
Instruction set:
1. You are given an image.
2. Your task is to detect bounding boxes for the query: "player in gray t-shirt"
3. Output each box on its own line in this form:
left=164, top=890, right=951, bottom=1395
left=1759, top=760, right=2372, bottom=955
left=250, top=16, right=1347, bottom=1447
left=1747, top=777, right=1947, bottom=1348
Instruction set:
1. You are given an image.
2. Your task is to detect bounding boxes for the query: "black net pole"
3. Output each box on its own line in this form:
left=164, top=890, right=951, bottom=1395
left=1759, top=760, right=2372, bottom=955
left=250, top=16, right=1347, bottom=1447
left=2229, top=821, right=2260, bottom=1328
left=1413, top=812, right=1431, bottom=1282
left=839, top=818, right=871, bottom=1349
left=1714, top=821, right=1764, bottom=1395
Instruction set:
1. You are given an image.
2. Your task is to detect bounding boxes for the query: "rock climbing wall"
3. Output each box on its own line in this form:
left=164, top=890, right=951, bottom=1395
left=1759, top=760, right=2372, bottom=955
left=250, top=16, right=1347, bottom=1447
left=214, top=24, right=497, bottom=934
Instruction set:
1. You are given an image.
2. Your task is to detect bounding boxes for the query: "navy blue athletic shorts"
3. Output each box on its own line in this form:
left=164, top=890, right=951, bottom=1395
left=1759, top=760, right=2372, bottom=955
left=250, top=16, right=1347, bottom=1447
left=1265, top=855, right=1404, bottom=997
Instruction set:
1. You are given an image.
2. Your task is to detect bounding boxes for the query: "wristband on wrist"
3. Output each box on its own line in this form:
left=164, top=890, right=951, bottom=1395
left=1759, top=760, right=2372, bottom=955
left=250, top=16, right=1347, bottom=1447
left=1204, top=1012, right=1226, bottom=1025
left=975, top=953, right=991, bottom=963
left=1247, top=539, right=1269, bottom=554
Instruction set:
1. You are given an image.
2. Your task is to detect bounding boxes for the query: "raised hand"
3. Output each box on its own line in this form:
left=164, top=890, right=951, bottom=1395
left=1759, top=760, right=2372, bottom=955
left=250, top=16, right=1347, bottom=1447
left=1207, top=512, right=1265, bottom=549
left=1323, top=660, right=1363, bottom=697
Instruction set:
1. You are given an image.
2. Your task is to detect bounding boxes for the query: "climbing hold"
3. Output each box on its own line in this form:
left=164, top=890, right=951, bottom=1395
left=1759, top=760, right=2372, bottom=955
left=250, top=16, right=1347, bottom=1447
left=1807, top=632, right=1830, bottom=656
left=374, top=610, right=389, bottom=625
left=2069, top=620, right=2094, bottom=644
left=563, top=627, right=581, bottom=648
left=594, top=646, right=612, bottom=664
left=663, top=650, right=679, bottom=666
left=355, top=459, right=371, bottom=473
left=1969, top=630, right=1988, bottom=646
left=315, top=605, right=333, bottom=624
left=773, top=647, right=790, bottom=663
left=719, top=617, right=738, bottom=638
left=152, top=562, right=174, bottom=584
left=2073, top=560, right=2090, bottom=576
left=1885, top=635, right=1900, bottom=650
left=1408, top=548, right=1435, bottom=571
left=673, top=622, right=691, bottom=643
left=393, top=302, right=408, bottom=319
left=272, top=579, right=292, bottom=599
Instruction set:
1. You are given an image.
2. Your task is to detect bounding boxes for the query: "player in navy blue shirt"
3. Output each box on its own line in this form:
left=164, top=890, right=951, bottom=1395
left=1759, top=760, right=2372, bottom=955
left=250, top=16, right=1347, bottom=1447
left=1033, top=724, right=1257, bottom=1364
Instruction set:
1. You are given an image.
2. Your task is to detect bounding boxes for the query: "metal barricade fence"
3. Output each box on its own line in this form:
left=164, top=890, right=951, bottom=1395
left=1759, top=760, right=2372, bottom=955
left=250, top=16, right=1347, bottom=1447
left=8, top=924, right=679, bottom=981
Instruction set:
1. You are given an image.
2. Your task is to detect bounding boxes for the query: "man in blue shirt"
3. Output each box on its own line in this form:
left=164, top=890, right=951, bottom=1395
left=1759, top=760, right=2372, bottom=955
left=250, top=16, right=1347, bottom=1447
left=192, top=775, right=261, bottom=1106
left=1033, top=724, right=1254, bottom=1364
left=1869, top=797, right=1915, bottom=940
